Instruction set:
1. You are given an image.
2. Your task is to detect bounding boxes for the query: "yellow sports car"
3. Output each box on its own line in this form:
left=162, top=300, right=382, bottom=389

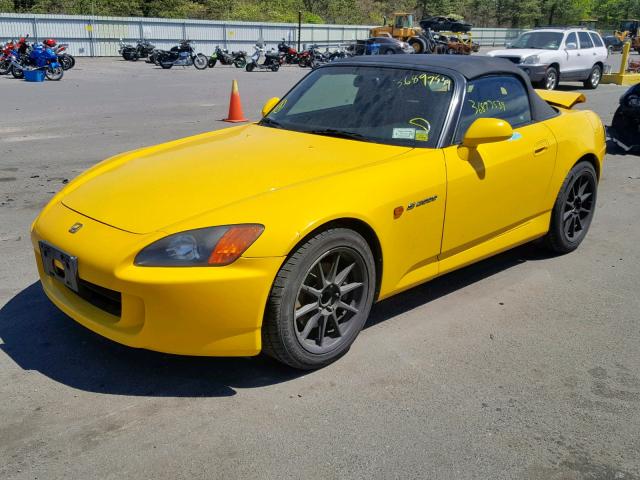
left=31, top=56, right=605, bottom=369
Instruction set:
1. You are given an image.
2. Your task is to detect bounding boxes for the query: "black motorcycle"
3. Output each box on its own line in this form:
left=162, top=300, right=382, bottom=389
left=156, top=41, right=208, bottom=70
left=608, top=83, right=640, bottom=153
left=208, top=46, right=247, bottom=68
left=245, top=44, right=281, bottom=72
left=119, top=39, right=155, bottom=61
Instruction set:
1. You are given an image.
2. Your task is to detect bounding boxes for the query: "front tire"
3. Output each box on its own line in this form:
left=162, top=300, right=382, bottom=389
left=262, top=228, right=376, bottom=370
left=543, top=161, right=597, bottom=254
left=193, top=54, right=208, bottom=70
left=540, top=66, right=559, bottom=90
left=583, top=64, right=602, bottom=89
left=45, top=66, right=64, bottom=80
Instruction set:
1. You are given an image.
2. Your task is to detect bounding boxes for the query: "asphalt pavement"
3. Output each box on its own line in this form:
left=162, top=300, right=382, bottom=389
left=0, top=55, right=639, bottom=479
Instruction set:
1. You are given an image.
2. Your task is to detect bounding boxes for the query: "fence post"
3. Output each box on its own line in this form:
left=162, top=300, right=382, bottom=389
left=182, top=21, right=187, bottom=41
left=31, top=16, right=38, bottom=42
left=138, top=19, right=144, bottom=41
left=222, top=22, right=227, bottom=49
left=88, top=17, right=95, bottom=57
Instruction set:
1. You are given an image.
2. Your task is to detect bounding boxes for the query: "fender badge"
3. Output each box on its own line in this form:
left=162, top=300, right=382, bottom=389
left=407, top=195, right=438, bottom=211
left=69, top=222, right=83, bottom=234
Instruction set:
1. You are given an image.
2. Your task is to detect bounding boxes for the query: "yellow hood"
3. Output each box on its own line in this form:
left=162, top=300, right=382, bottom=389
left=62, top=124, right=411, bottom=234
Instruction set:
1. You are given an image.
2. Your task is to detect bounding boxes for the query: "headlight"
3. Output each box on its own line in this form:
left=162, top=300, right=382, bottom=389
left=134, top=224, right=264, bottom=267
left=522, top=55, right=540, bottom=65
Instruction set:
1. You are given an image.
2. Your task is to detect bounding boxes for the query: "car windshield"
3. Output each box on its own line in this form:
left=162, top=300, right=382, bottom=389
left=260, top=65, right=454, bottom=148
left=509, top=31, right=564, bottom=50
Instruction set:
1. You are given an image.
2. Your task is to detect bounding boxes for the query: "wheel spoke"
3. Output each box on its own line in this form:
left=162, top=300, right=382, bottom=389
left=577, top=179, right=588, bottom=197
left=579, top=192, right=592, bottom=202
left=563, top=209, right=574, bottom=221
left=334, top=262, right=355, bottom=285
left=575, top=215, right=583, bottom=232
left=300, top=312, right=321, bottom=339
left=328, top=253, right=341, bottom=282
left=579, top=207, right=590, bottom=215
left=295, top=302, right=319, bottom=319
left=301, top=284, right=322, bottom=298
left=316, top=262, right=327, bottom=287
left=316, top=315, right=327, bottom=346
left=331, top=312, right=343, bottom=337
left=338, top=300, right=359, bottom=314
left=340, top=282, right=363, bottom=295
left=564, top=216, right=574, bottom=238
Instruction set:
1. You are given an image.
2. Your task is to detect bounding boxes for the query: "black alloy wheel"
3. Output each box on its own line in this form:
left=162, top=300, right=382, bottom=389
left=262, top=228, right=376, bottom=370
left=544, top=161, right=597, bottom=253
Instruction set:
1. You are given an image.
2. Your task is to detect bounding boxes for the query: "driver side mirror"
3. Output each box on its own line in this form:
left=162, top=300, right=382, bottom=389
left=565, top=42, right=577, bottom=50
left=462, top=118, right=513, bottom=148
left=261, top=97, right=281, bottom=117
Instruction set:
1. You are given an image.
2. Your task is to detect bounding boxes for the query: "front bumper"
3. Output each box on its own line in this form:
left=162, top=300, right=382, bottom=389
left=32, top=202, right=284, bottom=356
left=517, top=64, right=548, bottom=83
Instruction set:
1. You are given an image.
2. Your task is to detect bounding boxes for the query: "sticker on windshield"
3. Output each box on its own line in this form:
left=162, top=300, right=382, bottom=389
left=409, top=117, right=431, bottom=142
left=392, top=128, right=416, bottom=139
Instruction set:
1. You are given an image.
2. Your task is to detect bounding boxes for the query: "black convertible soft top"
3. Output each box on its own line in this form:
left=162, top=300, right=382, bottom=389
left=338, top=54, right=557, bottom=123
left=343, top=54, right=525, bottom=80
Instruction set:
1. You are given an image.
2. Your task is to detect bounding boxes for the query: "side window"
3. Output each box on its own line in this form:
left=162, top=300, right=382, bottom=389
left=590, top=32, right=604, bottom=48
left=578, top=32, right=594, bottom=49
left=455, top=76, right=532, bottom=143
left=565, top=32, right=577, bottom=47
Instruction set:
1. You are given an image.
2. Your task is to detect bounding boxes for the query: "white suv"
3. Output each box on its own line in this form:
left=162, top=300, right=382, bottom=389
left=487, top=28, right=608, bottom=90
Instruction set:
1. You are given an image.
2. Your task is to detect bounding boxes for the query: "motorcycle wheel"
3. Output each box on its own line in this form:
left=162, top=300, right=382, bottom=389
left=298, top=58, right=309, bottom=68
left=233, top=57, right=246, bottom=68
left=246, top=63, right=255, bottom=72
left=130, top=53, right=139, bottom=62
left=12, top=66, right=24, bottom=79
left=193, top=54, right=208, bottom=70
left=208, top=58, right=216, bottom=68
left=59, top=55, right=72, bottom=71
left=45, top=66, right=64, bottom=81
left=271, top=64, right=280, bottom=72
left=66, top=54, right=76, bottom=69
left=160, top=61, right=173, bottom=69
left=0, top=60, right=10, bottom=75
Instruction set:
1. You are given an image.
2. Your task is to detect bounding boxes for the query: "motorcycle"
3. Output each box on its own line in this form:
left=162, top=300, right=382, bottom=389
left=43, top=39, right=75, bottom=70
left=119, top=39, right=155, bottom=61
left=0, top=39, right=18, bottom=75
left=278, top=39, right=300, bottom=64
left=10, top=42, right=63, bottom=81
left=208, top=46, right=247, bottom=68
left=156, top=40, right=208, bottom=70
left=608, top=82, right=640, bottom=153
left=245, top=44, right=281, bottom=72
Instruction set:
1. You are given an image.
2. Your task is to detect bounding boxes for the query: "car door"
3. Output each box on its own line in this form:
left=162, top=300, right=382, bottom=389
left=562, top=32, right=581, bottom=76
left=589, top=32, right=608, bottom=63
left=440, top=75, right=557, bottom=257
left=577, top=31, right=596, bottom=76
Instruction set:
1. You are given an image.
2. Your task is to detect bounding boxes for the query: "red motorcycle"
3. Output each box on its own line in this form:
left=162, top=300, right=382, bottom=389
left=0, top=37, right=28, bottom=75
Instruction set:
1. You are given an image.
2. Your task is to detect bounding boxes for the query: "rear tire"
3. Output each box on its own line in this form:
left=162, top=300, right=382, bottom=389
left=12, top=66, right=24, bottom=79
left=262, top=228, right=376, bottom=370
left=408, top=37, right=426, bottom=54
left=543, top=161, right=597, bottom=254
left=233, top=57, right=246, bottom=68
left=245, top=62, right=255, bottom=72
left=160, top=61, right=173, bottom=69
left=583, top=64, right=602, bottom=89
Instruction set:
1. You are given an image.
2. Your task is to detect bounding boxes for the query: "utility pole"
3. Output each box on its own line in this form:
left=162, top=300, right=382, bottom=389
left=298, top=11, right=302, bottom=52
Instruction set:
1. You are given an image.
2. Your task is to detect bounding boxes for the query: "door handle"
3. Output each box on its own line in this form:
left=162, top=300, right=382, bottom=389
left=534, top=140, right=549, bottom=155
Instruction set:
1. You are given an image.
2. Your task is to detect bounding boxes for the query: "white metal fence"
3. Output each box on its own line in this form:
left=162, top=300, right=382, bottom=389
left=0, top=13, right=524, bottom=56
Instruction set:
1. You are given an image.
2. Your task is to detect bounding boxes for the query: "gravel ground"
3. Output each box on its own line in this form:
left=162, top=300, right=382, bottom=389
left=0, top=55, right=639, bottom=480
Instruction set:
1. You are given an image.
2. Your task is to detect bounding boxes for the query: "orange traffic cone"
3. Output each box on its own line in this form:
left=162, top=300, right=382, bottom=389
left=223, top=79, right=248, bottom=123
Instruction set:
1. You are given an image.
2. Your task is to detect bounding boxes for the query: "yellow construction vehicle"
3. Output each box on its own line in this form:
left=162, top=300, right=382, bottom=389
left=370, top=13, right=430, bottom=53
left=615, top=19, right=640, bottom=53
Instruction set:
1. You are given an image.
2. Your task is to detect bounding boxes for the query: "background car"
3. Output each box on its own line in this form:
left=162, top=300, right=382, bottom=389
left=487, top=28, right=608, bottom=90
left=603, top=35, right=624, bottom=54
left=351, top=36, right=415, bottom=55
left=419, top=16, right=472, bottom=33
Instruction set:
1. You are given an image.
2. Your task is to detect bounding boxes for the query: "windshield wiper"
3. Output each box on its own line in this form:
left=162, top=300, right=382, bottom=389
left=306, top=129, right=372, bottom=142
left=260, top=117, right=283, bottom=129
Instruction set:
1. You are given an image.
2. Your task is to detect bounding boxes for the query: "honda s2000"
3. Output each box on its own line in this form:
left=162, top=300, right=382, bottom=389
left=32, top=56, right=605, bottom=369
